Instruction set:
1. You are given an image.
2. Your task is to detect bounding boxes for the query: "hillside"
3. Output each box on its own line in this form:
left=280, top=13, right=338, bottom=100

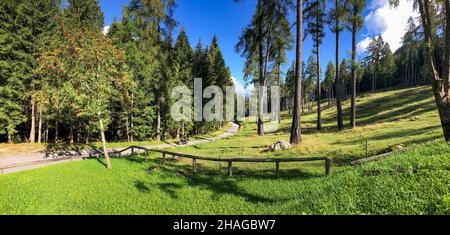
left=0, top=85, right=449, bottom=215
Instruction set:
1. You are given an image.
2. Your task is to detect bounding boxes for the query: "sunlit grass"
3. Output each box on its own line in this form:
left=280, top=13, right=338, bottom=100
left=0, top=85, right=448, bottom=215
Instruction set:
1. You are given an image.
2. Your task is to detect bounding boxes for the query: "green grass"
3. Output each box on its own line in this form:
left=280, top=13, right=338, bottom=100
left=177, top=86, right=442, bottom=165
left=0, top=85, right=449, bottom=215
left=0, top=140, right=449, bottom=215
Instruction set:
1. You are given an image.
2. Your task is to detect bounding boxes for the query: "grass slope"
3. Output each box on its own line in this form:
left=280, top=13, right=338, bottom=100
left=0, top=141, right=449, bottom=215
left=0, top=86, right=449, bottom=215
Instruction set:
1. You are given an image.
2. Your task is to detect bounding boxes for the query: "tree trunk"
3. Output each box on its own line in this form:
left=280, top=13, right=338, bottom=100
left=98, top=111, right=112, bottom=169
left=278, top=60, right=282, bottom=124
left=418, top=0, right=450, bottom=141
left=126, top=117, right=130, bottom=142
left=316, top=44, right=322, bottom=130
left=335, top=1, right=344, bottom=131
left=257, top=14, right=265, bottom=136
left=156, top=96, right=161, bottom=141
left=38, top=106, right=42, bottom=144
left=290, top=0, right=303, bottom=145
left=54, top=120, right=58, bottom=142
left=130, top=115, right=134, bottom=142
left=350, top=9, right=357, bottom=129
left=45, top=121, right=49, bottom=143
left=130, top=93, right=134, bottom=142
left=328, top=88, right=331, bottom=107
left=69, top=124, right=74, bottom=144
left=29, top=98, right=36, bottom=143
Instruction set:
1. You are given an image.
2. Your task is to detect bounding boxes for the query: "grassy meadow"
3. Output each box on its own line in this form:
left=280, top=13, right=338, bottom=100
left=0, top=85, right=449, bottom=215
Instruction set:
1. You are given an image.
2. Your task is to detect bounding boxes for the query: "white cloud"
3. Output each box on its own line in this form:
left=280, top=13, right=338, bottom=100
left=231, top=77, right=253, bottom=96
left=357, top=37, right=373, bottom=54
left=357, top=0, right=419, bottom=54
left=365, top=10, right=388, bottom=34
left=103, top=25, right=110, bottom=35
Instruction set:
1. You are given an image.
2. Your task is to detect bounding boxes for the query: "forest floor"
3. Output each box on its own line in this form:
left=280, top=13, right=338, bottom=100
left=0, top=123, right=234, bottom=157
left=0, top=123, right=239, bottom=174
left=0, top=85, right=449, bottom=215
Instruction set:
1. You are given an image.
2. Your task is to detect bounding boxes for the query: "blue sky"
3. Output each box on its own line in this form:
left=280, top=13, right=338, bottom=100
left=99, top=0, right=417, bottom=91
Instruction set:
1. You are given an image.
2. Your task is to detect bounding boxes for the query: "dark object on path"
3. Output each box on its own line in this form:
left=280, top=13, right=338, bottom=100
left=179, top=134, right=189, bottom=145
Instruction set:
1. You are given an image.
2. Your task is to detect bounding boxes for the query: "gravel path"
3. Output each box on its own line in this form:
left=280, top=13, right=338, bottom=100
left=0, top=123, right=240, bottom=174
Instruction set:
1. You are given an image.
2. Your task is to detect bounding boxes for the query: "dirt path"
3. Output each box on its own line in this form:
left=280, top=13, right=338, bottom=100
left=0, top=123, right=240, bottom=175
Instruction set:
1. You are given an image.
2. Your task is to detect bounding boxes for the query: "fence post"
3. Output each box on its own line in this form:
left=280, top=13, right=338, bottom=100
left=228, top=161, right=233, bottom=177
left=162, top=153, right=166, bottom=165
left=145, top=150, right=148, bottom=162
left=325, top=158, right=331, bottom=176
left=365, top=140, right=369, bottom=158
left=275, top=161, right=280, bottom=178
left=131, top=147, right=134, bottom=156
left=193, top=159, right=197, bottom=172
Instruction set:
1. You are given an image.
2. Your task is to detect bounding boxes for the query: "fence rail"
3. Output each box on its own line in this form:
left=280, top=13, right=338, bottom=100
left=111, top=146, right=331, bottom=178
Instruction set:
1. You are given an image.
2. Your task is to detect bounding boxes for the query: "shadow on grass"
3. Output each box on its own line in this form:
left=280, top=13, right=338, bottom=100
left=321, top=87, right=435, bottom=127
left=133, top=158, right=324, bottom=204
left=333, top=125, right=441, bottom=146
left=135, top=180, right=151, bottom=193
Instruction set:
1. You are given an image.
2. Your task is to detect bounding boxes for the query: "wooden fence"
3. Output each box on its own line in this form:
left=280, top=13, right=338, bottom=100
left=108, top=146, right=331, bottom=178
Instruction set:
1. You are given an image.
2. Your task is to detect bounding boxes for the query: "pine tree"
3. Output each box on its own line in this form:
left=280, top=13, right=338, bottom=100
left=324, top=61, right=336, bottom=106
left=345, top=0, right=365, bottom=129
left=64, top=0, right=104, bottom=32
left=0, top=0, right=58, bottom=143
left=173, top=28, right=194, bottom=135
left=329, top=0, right=347, bottom=131
left=304, top=0, right=326, bottom=130
left=236, top=0, right=293, bottom=136
left=290, top=0, right=303, bottom=145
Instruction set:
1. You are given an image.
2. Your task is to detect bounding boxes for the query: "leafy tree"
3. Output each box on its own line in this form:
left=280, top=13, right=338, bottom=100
left=37, top=24, right=130, bottom=169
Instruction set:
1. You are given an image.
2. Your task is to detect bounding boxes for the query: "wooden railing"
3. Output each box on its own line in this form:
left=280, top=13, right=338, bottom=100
left=108, top=146, right=331, bottom=178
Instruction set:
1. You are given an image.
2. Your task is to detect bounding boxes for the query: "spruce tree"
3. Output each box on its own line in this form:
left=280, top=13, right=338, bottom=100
left=64, top=0, right=104, bottom=32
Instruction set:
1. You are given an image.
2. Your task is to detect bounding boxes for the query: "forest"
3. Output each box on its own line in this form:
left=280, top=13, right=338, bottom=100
left=0, top=0, right=233, bottom=147
left=1, top=0, right=450, bottom=155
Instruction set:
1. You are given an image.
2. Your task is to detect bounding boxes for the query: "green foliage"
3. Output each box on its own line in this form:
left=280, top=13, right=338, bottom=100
left=0, top=0, right=60, bottom=142
left=304, top=0, right=326, bottom=48
left=37, top=23, right=130, bottom=136
left=64, top=0, right=104, bottom=32
left=323, top=61, right=335, bottom=91
left=303, top=55, right=317, bottom=96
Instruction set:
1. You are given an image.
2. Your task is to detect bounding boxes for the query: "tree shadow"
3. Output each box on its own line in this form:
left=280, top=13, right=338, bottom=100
left=157, top=183, right=182, bottom=199
left=322, top=88, right=435, bottom=127
left=135, top=180, right=151, bottom=193
left=143, top=160, right=326, bottom=204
